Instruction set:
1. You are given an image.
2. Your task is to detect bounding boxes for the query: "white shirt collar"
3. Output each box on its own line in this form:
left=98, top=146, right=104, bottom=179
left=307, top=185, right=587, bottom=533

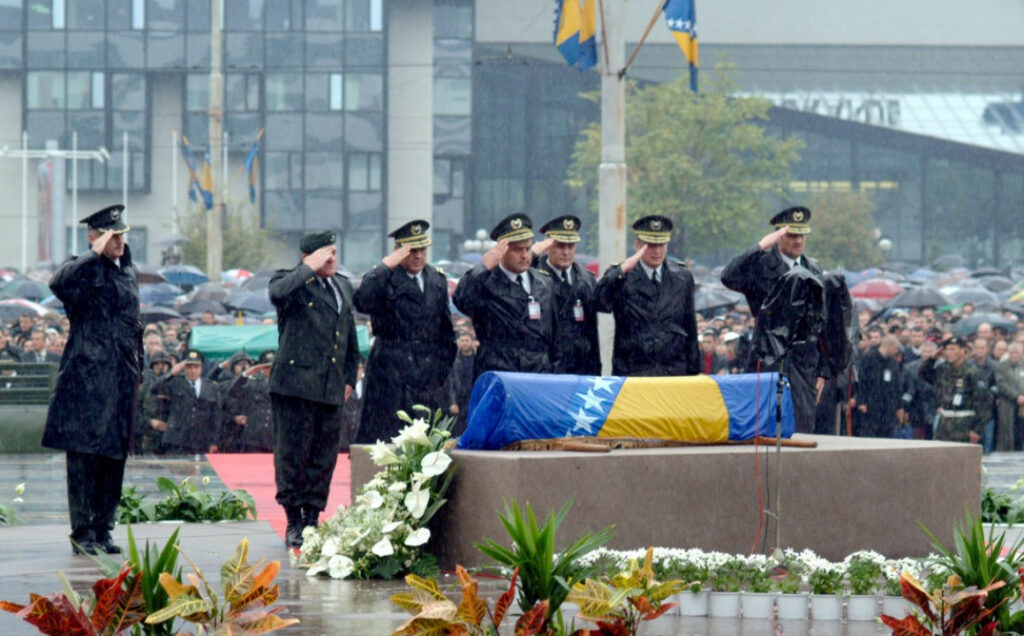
left=639, top=261, right=661, bottom=280
left=498, top=264, right=530, bottom=294
left=549, top=262, right=572, bottom=284
left=779, top=251, right=800, bottom=269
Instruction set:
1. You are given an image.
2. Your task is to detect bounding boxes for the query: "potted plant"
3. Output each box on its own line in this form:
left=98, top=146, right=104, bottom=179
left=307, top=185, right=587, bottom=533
left=706, top=552, right=745, bottom=617
left=772, top=550, right=808, bottom=620
left=844, top=550, right=884, bottom=620
left=740, top=554, right=775, bottom=619
left=808, top=560, right=845, bottom=620
left=882, top=557, right=919, bottom=617
left=662, top=549, right=709, bottom=617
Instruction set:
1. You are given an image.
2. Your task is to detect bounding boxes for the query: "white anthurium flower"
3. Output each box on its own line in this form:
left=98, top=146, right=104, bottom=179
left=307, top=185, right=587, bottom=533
left=369, top=442, right=401, bottom=466
left=14, top=483, right=25, bottom=496
left=404, top=488, right=430, bottom=519
left=359, top=490, right=384, bottom=509
left=327, top=554, right=355, bottom=579
left=321, top=536, right=341, bottom=557
left=420, top=451, right=452, bottom=478
left=387, top=481, right=407, bottom=493
left=371, top=537, right=394, bottom=557
left=404, top=527, right=431, bottom=547
left=306, top=562, right=328, bottom=577
left=392, top=419, right=430, bottom=447
left=410, top=472, right=428, bottom=490
left=382, top=521, right=402, bottom=534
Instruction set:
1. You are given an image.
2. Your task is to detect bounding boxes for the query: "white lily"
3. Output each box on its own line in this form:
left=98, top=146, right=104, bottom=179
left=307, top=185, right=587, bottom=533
left=371, top=537, right=394, bottom=557
left=404, top=488, right=429, bottom=519
left=382, top=521, right=402, bottom=534
left=420, top=451, right=452, bottom=478
left=358, top=490, right=384, bottom=509
left=327, top=554, right=355, bottom=578
left=369, top=442, right=401, bottom=466
left=404, top=527, right=431, bottom=547
left=321, top=536, right=341, bottom=557
left=392, top=419, right=430, bottom=447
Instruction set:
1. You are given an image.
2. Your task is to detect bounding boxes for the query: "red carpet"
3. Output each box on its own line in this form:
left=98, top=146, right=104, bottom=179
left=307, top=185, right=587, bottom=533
left=205, top=453, right=351, bottom=541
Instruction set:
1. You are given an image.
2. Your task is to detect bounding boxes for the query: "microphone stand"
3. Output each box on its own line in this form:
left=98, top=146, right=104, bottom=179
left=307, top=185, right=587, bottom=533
left=774, top=357, right=786, bottom=552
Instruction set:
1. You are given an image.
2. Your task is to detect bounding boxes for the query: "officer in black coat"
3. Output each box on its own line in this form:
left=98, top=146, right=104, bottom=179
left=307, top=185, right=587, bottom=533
left=269, top=230, right=360, bottom=547
left=353, top=220, right=456, bottom=444
left=221, top=361, right=274, bottom=452
left=530, top=215, right=601, bottom=375
left=593, top=215, right=700, bottom=377
left=42, top=204, right=142, bottom=555
left=453, top=214, right=559, bottom=382
left=721, top=206, right=830, bottom=433
left=214, top=351, right=254, bottom=452
left=150, top=349, right=222, bottom=454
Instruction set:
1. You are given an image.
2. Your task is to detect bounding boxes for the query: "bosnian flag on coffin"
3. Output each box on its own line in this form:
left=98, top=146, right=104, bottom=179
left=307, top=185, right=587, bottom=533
left=458, top=372, right=795, bottom=451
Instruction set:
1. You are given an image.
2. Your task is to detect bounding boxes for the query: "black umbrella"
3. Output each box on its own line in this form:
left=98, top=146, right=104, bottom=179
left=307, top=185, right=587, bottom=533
left=0, top=279, right=50, bottom=301
left=971, top=266, right=1002, bottom=278
left=188, top=282, right=230, bottom=302
left=695, top=287, right=744, bottom=312
left=886, top=287, right=953, bottom=308
left=136, top=265, right=167, bottom=284
left=224, top=289, right=273, bottom=314
left=140, top=306, right=183, bottom=322
left=977, top=275, right=1015, bottom=292
left=178, top=298, right=227, bottom=315
left=933, top=254, right=965, bottom=269
left=952, top=312, right=1017, bottom=336
left=138, top=282, right=184, bottom=306
left=948, top=287, right=1001, bottom=310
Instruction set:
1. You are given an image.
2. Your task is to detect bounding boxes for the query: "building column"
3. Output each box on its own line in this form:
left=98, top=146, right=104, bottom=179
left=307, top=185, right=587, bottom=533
left=386, top=0, right=433, bottom=243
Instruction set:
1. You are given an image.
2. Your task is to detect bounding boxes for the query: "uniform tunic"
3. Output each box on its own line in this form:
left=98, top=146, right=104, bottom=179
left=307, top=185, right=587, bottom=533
left=535, top=256, right=601, bottom=375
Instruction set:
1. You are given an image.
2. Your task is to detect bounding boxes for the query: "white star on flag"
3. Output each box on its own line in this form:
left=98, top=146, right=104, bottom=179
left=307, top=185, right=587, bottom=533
left=591, top=377, right=615, bottom=394
left=571, top=407, right=599, bottom=435
left=576, top=389, right=605, bottom=411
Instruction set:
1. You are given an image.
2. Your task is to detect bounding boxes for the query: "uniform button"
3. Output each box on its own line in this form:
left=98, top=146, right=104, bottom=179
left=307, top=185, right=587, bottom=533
left=289, top=359, right=294, bottom=365
left=333, top=344, right=338, bottom=350
left=308, top=302, right=314, bottom=307
left=331, top=357, right=337, bottom=363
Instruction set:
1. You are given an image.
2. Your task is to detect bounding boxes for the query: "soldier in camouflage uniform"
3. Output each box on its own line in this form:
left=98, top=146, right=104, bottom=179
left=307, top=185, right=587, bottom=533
left=932, top=336, right=985, bottom=443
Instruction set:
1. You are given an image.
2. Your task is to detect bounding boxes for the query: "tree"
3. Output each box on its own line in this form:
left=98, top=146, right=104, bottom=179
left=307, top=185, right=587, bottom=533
left=804, top=189, right=882, bottom=271
left=178, top=202, right=281, bottom=273
left=566, top=65, right=803, bottom=260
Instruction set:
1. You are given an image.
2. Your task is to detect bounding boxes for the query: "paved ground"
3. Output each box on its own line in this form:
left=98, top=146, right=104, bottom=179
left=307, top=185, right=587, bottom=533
left=2, top=450, right=1021, bottom=635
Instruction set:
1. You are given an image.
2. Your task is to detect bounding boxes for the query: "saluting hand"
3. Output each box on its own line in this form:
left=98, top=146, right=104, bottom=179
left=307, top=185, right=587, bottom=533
left=758, top=226, right=789, bottom=251
left=531, top=237, right=554, bottom=257
left=170, top=360, right=187, bottom=376
left=244, top=363, right=271, bottom=377
left=91, top=230, right=116, bottom=256
left=620, top=244, right=648, bottom=274
left=382, top=245, right=411, bottom=270
left=302, top=246, right=335, bottom=275
left=482, top=239, right=509, bottom=270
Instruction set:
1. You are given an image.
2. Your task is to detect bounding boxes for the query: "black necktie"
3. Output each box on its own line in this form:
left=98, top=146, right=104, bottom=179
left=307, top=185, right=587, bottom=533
left=561, top=270, right=570, bottom=286
left=515, top=274, right=524, bottom=293
left=322, top=278, right=338, bottom=310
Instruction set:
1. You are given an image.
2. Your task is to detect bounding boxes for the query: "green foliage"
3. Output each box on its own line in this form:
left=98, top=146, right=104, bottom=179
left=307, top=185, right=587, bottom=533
left=0, top=481, right=25, bottom=526
left=922, top=511, right=1024, bottom=630
left=981, top=479, right=1024, bottom=524
left=880, top=571, right=1005, bottom=635
left=177, top=201, right=281, bottom=273
left=708, top=556, right=747, bottom=592
left=844, top=552, right=885, bottom=596
left=117, top=478, right=257, bottom=524
left=475, top=498, right=613, bottom=629
left=566, top=64, right=803, bottom=258
left=803, top=190, right=882, bottom=270
left=807, top=564, right=845, bottom=596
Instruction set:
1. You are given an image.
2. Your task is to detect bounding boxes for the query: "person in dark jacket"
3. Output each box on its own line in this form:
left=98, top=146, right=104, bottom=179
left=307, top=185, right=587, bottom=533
left=136, top=350, right=172, bottom=454
left=42, top=204, right=142, bottom=555
left=150, top=349, right=222, bottom=454
left=853, top=335, right=906, bottom=437
left=445, top=331, right=477, bottom=435
left=269, top=230, right=360, bottom=548
left=453, top=214, right=559, bottom=382
left=20, top=328, right=60, bottom=363
left=213, top=351, right=254, bottom=452
left=353, top=220, right=456, bottom=444
left=903, top=337, right=939, bottom=440
left=221, top=360, right=274, bottom=453
left=721, top=206, right=829, bottom=433
left=530, top=215, right=601, bottom=375
left=593, top=215, right=700, bottom=377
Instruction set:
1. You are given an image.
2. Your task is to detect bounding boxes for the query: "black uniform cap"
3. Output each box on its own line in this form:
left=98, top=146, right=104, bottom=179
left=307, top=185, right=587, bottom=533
left=769, top=206, right=812, bottom=235
left=389, top=219, right=432, bottom=248
left=80, top=204, right=129, bottom=234
left=539, top=215, right=582, bottom=243
left=633, top=215, right=673, bottom=244
left=490, top=213, right=534, bottom=242
left=299, top=230, right=336, bottom=254
left=940, top=335, right=968, bottom=349
left=183, top=349, right=205, bottom=365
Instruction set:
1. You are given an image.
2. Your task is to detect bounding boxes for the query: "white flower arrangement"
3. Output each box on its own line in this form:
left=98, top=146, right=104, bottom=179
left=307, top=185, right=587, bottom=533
left=296, top=407, right=456, bottom=580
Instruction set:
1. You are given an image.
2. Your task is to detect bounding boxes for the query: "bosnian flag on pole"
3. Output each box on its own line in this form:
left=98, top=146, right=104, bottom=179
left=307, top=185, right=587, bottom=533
left=458, top=372, right=794, bottom=450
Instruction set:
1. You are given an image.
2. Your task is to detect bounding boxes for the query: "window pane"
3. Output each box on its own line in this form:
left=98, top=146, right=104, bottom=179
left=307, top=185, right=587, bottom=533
left=346, top=191, right=382, bottom=229
left=67, top=0, right=103, bottom=29
left=265, top=113, right=303, bottom=150
left=225, top=112, right=261, bottom=147
left=27, top=71, right=65, bottom=109
left=264, top=190, right=304, bottom=230
left=305, top=152, right=343, bottom=189
left=67, top=31, right=104, bottom=68
left=347, top=153, right=366, bottom=191
left=265, top=73, right=302, bottom=111
left=369, top=0, right=381, bottom=31
left=0, top=31, right=23, bottom=68
left=186, top=73, right=208, bottom=110
left=434, top=0, right=472, bottom=39
left=434, top=78, right=471, bottom=116
left=68, top=110, right=104, bottom=148
left=304, top=113, right=343, bottom=150
left=434, top=158, right=451, bottom=195
left=266, top=0, right=296, bottom=30
left=27, top=1, right=54, bottom=29
left=345, top=34, right=382, bottom=66
left=66, top=71, right=90, bottom=109
left=264, top=151, right=291, bottom=189
left=305, top=33, right=343, bottom=68
left=303, top=72, right=328, bottom=110
left=107, top=32, right=144, bottom=68
left=185, top=32, right=210, bottom=68
left=26, top=111, right=65, bottom=148
left=225, top=32, right=262, bottom=69
left=185, top=0, right=208, bottom=32
left=184, top=111, right=208, bottom=142
left=148, top=0, right=183, bottom=30
left=343, top=73, right=382, bottom=111
left=343, top=229, right=382, bottom=272
left=305, top=0, right=342, bottom=31
left=52, top=0, right=64, bottom=28
left=329, top=73, right=342, bottom=110
left=345, top=0, right=368, bottom=31
left=265, top=33, right=303, bottom=68
left=147, top=31, right=184, bottom=68
left=305, top=191, right=343, bottom=228
left=26, top=31, right=65, bottom=67
left=0, top=1, right=23, bottom=28
left=225, top=0, right=262, bottom=30
left=112, top=73, right=144, bottom=110
left=90, top=71, right=104, bottom=108
left=132, top=0, right=145, bottom=29
left=368, top=153, right=381, bottom=190
left=344, top=111, right=383, bottom=151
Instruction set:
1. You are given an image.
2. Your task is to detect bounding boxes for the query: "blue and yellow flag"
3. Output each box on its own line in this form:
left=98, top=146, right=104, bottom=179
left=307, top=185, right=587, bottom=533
left=178, top=136, right=202, bottom=204
left=199, top=147, right=214, bottom=210
left=663, top=0, right=698, bottom=91
left=243, top=134, right=261, bottom=204
left=578, top=0, right=597, bottom=71
left=553, top=0, right=582, bottom=67
left=458, top=372, right=794, bottom=450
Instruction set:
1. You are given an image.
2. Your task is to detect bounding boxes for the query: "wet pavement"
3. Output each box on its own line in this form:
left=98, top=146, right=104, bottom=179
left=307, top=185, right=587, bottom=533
left=0, top=451, right=1021, bottom=635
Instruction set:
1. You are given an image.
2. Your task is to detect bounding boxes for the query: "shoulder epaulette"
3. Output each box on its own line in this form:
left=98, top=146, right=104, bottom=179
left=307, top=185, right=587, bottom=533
left=435, top=266, right=445, bottom=275
left=611, top=261, right=622, bottom=268
left=675, top=259, right=687, bottom=267
left=534, top=268, right=550, bottom=276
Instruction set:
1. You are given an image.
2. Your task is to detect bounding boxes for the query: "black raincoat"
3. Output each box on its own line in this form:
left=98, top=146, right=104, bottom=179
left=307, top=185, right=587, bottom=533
left=535, top=256, right=601, bottom=375
left=42, top=247, right=143, bottom=459
left=352, top=263, right=456, bottom=443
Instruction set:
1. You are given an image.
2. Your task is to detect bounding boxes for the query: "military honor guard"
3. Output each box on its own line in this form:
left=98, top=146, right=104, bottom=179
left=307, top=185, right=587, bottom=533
left=721, top=206, right=829, bottom=433
left=42, top=204, right=142, bottom=554
left=531, top=215, right=601, bottom=375
left=453, top=213, right=559, bottom=382
left=353, top=220, right=456, bottom=444
left=269, top=230, right=360, bottom=548
left=150, top=349, right=223, bottom=454
left=932, top=336, right=986, bottom=443
left=593, top=215, right=700, bottom=376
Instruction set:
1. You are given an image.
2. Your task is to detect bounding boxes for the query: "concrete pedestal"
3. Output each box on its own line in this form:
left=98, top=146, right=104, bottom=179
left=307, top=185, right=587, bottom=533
left=351, top=435, right=981, bottom=568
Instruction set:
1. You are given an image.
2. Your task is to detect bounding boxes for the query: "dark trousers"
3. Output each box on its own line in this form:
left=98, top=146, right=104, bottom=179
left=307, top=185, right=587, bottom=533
left=66, top=450, right=126, bottom=543
left=271, top=393, right=342, bottom=511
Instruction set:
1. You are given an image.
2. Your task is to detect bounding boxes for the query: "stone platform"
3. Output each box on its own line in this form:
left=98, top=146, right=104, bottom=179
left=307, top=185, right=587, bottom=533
left=352, top=434, right=982, bottom=567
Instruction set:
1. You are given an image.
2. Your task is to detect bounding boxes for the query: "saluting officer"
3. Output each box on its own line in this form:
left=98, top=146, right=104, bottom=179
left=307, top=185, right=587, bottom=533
left=530, top=215, right=600, bottom=375
left=150, top=349, right=222, bottom=454
left=269, top=230, right=360, bottom=548
left=353, top=219, right=456, bottom=444
left=221, top=360, right=274, bottom=453
left=453, top=214, right=559, bottom=382
left=594, top=215, right=700, bottom=376
left=721, top=206, right=829, bottom=433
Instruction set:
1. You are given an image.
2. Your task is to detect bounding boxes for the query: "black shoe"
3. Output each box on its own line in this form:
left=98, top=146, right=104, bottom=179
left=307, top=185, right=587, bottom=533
left=302, top=506, right=321, bottom=530
left=95, top=536, right=122, bottom=554
left=72, top=540, right=101, bottom=555
left=284, top=506, right=304, bottom=548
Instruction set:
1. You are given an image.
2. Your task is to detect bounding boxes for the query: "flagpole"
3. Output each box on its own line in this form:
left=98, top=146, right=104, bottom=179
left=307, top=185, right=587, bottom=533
left=207, top=0, right=224, bottom=280
left=619, top=0, right=665, bottom=78
left=171, top=130, right=178, bottom=229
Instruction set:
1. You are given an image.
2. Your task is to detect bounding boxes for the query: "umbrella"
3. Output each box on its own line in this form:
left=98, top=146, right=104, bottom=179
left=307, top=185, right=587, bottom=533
left=977, top=275, right=1015, bottom=292
left=239, top=272, right=273, bottom=292
left=40, top=295, right=64, bottom=311
left=853, top=297, right=881, bottom=314
left=948, top=287, right=1001, bottom=310
left=971, top=266, right=1001, bottom=278
left=136, top=265, right=167, bottom=284
left=886, top=287, right=952, bottom=308
left=952, top=312, right=1017, bottom=336
left=188, top=282, right=230, bottom=303
left=222, top=268, right=253, bottom=284
left=933, top=254, right=965, bottom=269
left=0, top=298, right=53, bottom=321
left=158, top=264, right=210, bottom=287
left=695, top=287, right=745, bottom=312
left=139, top=305, right=182, bottom=322
left=138, top=282, right=184, bottom=306
left=178, top=298, right=227, bottom=315
left=909, top=267, right=938, bottom=281
left=224, top=289, right=273, bottom=314
left=154, top=234, right=190, bottom=246
left=849, top=278, right=905, bottom=300
left=0, top=279, right=50, bottom=301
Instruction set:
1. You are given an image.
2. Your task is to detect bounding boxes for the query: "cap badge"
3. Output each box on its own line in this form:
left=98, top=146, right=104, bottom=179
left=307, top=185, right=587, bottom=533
left=111, top=210, right=120, bottom=220
left=510, top=218, right=523, bottom=229
left=792, top=210, right=804, bottom=222
left=650, top=220, right=662, bottom=230
left=563, top=218, right=574, bottom=230
left=411, top=224, right=422, bottom=235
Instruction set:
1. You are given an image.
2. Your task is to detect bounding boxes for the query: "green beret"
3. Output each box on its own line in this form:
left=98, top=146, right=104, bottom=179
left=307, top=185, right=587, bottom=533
left=299, top=230, right=337, bottom=254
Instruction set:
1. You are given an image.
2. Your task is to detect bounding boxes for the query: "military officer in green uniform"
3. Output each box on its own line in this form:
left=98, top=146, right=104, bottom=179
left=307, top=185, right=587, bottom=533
left=933, top=336, right=986, bottom=443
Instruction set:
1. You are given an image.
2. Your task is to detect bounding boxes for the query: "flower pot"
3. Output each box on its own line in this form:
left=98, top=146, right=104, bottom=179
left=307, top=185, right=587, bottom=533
left=881, top=595, right=913, bottom=618
left=846, top=594, right=879, bottom=621
left=740, top=591, right=775, bottom=619
left=675, top=589, right=708, bottom=616
left=811, top=594, right=843, bottom=621
left=775, top=592, right=809, bottom=620
left=707, top=591, right=740, bottom=618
